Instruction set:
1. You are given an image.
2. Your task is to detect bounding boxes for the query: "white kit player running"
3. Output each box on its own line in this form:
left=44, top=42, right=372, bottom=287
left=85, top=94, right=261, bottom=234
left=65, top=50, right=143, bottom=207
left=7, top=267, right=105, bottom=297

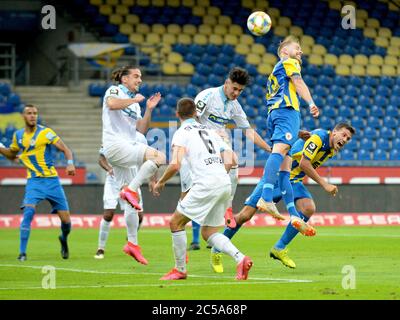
left=182, top=67, right=271, bottom=229
left=102, top=65, right=166, bottom=264
left=153, top=98, right=253, bottom=281
left=94, top=132, right=148, bottom=260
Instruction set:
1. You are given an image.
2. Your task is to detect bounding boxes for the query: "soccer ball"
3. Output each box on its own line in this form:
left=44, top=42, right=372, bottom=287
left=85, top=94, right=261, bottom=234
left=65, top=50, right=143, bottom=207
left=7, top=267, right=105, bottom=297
left=247, top=11, right=272, bottom=36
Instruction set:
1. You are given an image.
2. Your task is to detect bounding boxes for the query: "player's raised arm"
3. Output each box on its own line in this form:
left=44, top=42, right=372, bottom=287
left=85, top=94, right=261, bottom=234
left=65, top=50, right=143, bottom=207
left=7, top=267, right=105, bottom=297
left=291, top=75, right=319, bottom=118
left=106, top=94, right=145, bottom=110
left=0, top=141, right=19, bottom=161
left=136, top=92, right=162, bottom=134
left=54, top=138, right=76, bottom=176
left=243, top=128, right=272, bottom=152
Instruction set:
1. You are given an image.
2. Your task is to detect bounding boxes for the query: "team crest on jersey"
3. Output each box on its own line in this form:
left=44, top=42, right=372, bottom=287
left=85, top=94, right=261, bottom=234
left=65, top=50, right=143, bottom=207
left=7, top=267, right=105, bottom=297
left=110, top=88, right=119, bottom=95
left=30, top=139, right=36, bottom=146
left=305, top=142, right=317, bottom=154
left=285, top=132, right=293, bottom=141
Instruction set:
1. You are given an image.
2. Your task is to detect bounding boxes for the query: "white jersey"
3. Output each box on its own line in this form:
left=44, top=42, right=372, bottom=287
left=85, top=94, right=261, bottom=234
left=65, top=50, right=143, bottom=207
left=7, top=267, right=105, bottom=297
left=194, top=86, right=251, bottom=130
left=102, top=84, right=142, bottom=146
left=172, top=119, right=230, bottom=188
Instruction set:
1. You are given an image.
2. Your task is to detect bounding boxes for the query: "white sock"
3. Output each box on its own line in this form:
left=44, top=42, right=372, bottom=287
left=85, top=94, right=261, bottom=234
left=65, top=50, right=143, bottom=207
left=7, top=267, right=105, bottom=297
left=172, top=230, right=187, bottom=273
left=207, top=233, right=244, bottom=263
left=128, top=160, right=158, bottom=191
left=124, top=206, right=139, bottom=245
left=98, top=218, right=111, bottom=250
left=228, top=166, right=239, bottom=207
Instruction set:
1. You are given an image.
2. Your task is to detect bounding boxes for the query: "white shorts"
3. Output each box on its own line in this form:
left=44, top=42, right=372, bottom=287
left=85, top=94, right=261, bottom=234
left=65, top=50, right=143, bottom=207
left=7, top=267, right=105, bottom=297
left=103, top=171, right=143, bottom=212
left=177, top=183, right=231, bottom=227
left=104, top=140, right=147, bottom=168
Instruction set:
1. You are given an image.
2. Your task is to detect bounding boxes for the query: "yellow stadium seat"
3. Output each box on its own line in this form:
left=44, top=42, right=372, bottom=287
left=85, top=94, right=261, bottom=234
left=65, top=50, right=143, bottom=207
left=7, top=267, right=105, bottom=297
left=182, top=0, right=195, bottom=6
left=229, top=25, right=243, bottom=36
left=339, top=54, right=354, bottom=66
left=363, top=27, right=377, bottom=38
left=366, top=18, right=380, bottom=28
left=121, top=0, right=134, bottom=5
left=192, top=6, right=206, bottom=16
left=262, top=53, right=277, bottom=65
left=177, top=34, right=192, bottom=45
left=178, top=62, right=195, bottom=75
left=257, top=64, right=273, bottom=75
left=278, top=17, right=291, bottom=28
left=203, top=15, right=217, bottom=25
left=214, top=25, right=228, bottom=36
left=312, top=44, right=327, bottom=55
left=384, top=56, right=399, bottom=66
left=309, top=54, right=323, bottom=66
left=357, top=9, right=368, bottom=19
left=235, top=43, right=250, bottom=55
left=115, top=5, right=129, bottom=15
left=354, top=54, right=368, bottom=65
left=90, top=0, right=102, bottom=6
left=146, top=33, right=161, bottom=45
left=242, top=0, right=255, bottom=9
left=375, top=37, right=389, bottom=47
left=378, top=28, right=392, bottom=38
left=224, top=34, right=239, bottom=46
left=167, top=0, right=179, bottom=6
left=160, top=44, right=172, bottom=55
left=336, top=65, right=350, bottom=76
left=198, top=24, right=212, bottom=35
left=324, top=53, right=338, bottom=66
left=301, top=35, right=314, bottom=47
left=162, top=34, right=177, bottom=45
left=351, top=65, right=366, bottom=76
left=301, top=45, right=312, bottom=55
left=328, top=0, right=341, bottom=10
left=397, top=66, right=400, bottom=76
left=106, top=0, right=118, bottom=5
left=390, top=37, right=400, bottom=47
left=167, top=52, right=183, bottom=64
left=289, top=26, right=303, bottom=37
left=246, top=53, right=262, bottom=65
left=218, top=15, right=232, bottom=26
left=255, top=0, right=268, bottom=8
left=240, top=34, right=254, bottom=45
left=207, top=6, right=221, bottom=16
left=135, top=23, right=150, bottom=34
left=251, top=43, right=266, bottom=55
left=197, top=0, right=210, bottom=6
left=389, top=2, right=400, bottom=11
left=129, top=34, right=144, bottom=44
left=183, top=24, right=197, bottom=35
left=209, top=34, right=223, bottom=45
left=119, top=23, right=133, bottom=35
left=152, top=0, right=165, bottom=7
left=274, top=26, right=288, bottom=37
left=366, top=65, right=381, bottom=76
left=356, top=18, right=365, bottom=28
left=152, top=24, right=166, bottom=34
left=193, top=34, right=208, bottom=45
left=369, top=54, right=384, bottom=65
left=382, top=65, right=396, bottom=76
left=387, top=46, right=400, bottom=56
left=126, top=14, right=139, bottom=25
left=109, top=14, right=123, bottom=25
left=268, top=7, right=280, bottom=17
left=137, top=0, right=150, bottom=5
left=167, top=24, right=182, bottom=35
left=162, top=62, right=177, bottom=75
left=99, top=5, right=113, bottom=15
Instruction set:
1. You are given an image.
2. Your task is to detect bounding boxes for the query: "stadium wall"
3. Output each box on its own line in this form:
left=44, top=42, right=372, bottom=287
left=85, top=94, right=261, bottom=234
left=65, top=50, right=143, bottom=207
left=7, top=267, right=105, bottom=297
left=0, top=184, right=398, bottom=214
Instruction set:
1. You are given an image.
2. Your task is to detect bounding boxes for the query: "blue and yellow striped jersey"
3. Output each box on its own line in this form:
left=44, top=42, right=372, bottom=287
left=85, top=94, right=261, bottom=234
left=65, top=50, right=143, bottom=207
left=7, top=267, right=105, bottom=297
left=10, top=125, right=60, bottom=179
left=265, top=57, right=302, bottom=112
left=289, top=129, right=335, bottom=183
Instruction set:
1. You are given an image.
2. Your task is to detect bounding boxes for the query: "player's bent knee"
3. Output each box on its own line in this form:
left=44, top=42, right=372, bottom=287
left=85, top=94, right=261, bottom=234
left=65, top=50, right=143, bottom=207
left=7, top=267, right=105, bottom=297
left=103, top=210, right=115, bottom=222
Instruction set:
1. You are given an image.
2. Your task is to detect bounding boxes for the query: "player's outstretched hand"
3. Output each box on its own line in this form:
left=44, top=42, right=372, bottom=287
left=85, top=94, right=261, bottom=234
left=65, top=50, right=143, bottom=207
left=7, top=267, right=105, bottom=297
left=66, top=164, right=76, bottom=176
left=152, top=181, right=165, bottom=196
left=133, top=93, right=145, bottom=104
left=298, top=130, right=311, bottom=141
left=309, top=105, right=319, bottom=118
left=324, top=183, right=338, bottom=196
left=146, top=92, right=162, bottom=110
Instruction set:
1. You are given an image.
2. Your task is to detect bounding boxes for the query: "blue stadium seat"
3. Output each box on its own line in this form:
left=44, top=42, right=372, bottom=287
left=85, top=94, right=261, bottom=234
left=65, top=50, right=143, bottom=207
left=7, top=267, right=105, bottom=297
left=355, top=105, right=368, bottom=118
left=349, top=76, right=363, bottom=87
left=232, top=54, right=246, bottom=67
left=319, top=75, right=333, bottom=86
left=390, top=149, right=400, bottom=160
left=188, top=44, right=205, bottom=55
left=358, top=149, right=372, bottom=161
left=370, top=105, right=385, bottom=118
left=365, top=77, right=379, bottom=88
left=255, top=74, right=267, bottom=87
left=206, top=44, right=220, bottom=56
left=0, top=83, right=11, bottom=97
left=252, top=85, right=264, bottom=98
left=364, top=127, right=378, bottom=139
left=376, top=137, right=390, bottom=151
left=302, top=75, right=317, bottom=87
left=330, top=85, right=345, bottom=97
left=374, top=95, right=388, bottom=108
left=334, top=75, right=347, bottom=87
left=216, top=53, right=232, bottom=65
left=367, top=116, right=381, bottom=129
left=358, top=96, right=372, bottom=107
left=338, top=105, right=352, bottom=118
left=383, top=116, right=398, bottom=129
left=380, top=127, right=395, bottom=140
left=302, top=115, right=316, bottom=130
left=360, top=137, right=374, bottom=151
left=191, top=74, right=207, bottom=86
left=373, top=149, right=387, bottom=160
left=345, top=139, right=358, bottom=151
left=7, top=93, right=20, bottom=106
left=343, top=96, right=357, bottom=108
left=386, top=105, right=399, bottom=117
left=351, top=116, right=364, bottom=130
left=376, top=85, right=391, bottom=97
left=246, top=95, right=260, bottom=108
left=326, top=95, right=341, bottom=108
left=319, top=116, right=333, bottom=129
left=185, top=53, right=201, bottom=65
left=164, top=94, right=178, bottom=107
left=200, top=53, right=217, bottom=65
left=360, top=85, right=375, bottom=97
left=346, top=85, right=360, bottom=97
left=392, top=85, right=400, bottom=96
left=185, top=84, right=199, bottom=97
left=381, top=76, right=394, bottom=87
left=197, top=63, right=212, bottom=76
left=243, top=105, right=256, bottom=118
left=390, top=95, right=400, bottom=107
left=341, top=149, right=355, bottom=160
left=170, top=85, right=184, bottom=97
left=323, top=106, right=336, bottom=118
left=314, top=85, right=329, bottom=97
left=213, top=63, right=227, bottom=76
left=208, top=74, right=222, bottom=87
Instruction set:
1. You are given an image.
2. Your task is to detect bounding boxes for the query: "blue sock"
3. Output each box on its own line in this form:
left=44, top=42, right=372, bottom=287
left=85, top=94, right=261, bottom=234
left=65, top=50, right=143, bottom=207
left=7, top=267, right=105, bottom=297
left=60, top=222, right=71, bottom=241
left=212, top=224, right=242, bottom=253
left=261, top=153, right=284, bottom=201
left=279, top=171, right=300, bottom=218
left=191, top=221, right=200, bottom=244
left=20, top=206, right=35, bottom=254
left=274, top=211, right=309, bottom=250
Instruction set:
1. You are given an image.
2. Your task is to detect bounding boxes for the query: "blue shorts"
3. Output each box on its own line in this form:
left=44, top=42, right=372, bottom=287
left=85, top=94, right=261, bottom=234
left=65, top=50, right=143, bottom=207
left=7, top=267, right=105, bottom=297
left=244, top=176, right=313, bottom=208
left=22, top=177, right=69, bottom=213
left=267, top=107, right=300, bottom=147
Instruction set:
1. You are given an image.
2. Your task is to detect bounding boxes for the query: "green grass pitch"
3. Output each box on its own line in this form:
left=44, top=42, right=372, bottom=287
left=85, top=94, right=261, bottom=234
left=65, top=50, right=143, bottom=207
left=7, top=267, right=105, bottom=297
left=0, top=226, right=399, bottom=300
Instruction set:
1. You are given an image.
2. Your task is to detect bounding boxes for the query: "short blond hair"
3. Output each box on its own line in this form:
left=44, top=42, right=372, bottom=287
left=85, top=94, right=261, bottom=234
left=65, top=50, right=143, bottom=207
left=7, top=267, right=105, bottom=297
left=277, top=35, right=300, bottom=58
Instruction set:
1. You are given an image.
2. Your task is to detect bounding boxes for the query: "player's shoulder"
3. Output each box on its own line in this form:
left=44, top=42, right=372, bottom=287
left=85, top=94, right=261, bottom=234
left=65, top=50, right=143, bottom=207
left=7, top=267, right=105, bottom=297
left=311, top=128, right=328, bottom=140
left=105, top=84, right=121, bottom=96
left=195, top=87, right=218, bottom=102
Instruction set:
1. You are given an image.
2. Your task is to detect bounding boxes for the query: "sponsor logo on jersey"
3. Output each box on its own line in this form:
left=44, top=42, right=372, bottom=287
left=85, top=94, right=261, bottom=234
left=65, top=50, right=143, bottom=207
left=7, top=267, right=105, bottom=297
left=208, top=114, right=229, bottom=125
left=305, top=142, right=317, bottom=154
left=122, top=108, right=138, bottom=120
